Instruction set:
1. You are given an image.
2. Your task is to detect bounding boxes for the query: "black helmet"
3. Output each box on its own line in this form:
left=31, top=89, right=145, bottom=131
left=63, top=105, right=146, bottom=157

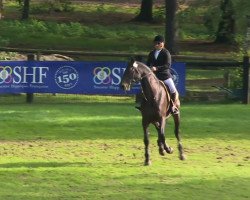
left=153, top=35, right=165, bottom=43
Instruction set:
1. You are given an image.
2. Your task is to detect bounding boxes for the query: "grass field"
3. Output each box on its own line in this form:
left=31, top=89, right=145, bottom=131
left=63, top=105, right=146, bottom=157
left=0, top=100, right=249, bottom=200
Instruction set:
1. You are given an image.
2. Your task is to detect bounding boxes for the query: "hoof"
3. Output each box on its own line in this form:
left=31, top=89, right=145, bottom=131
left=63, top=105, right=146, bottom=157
left=144, top=160, right=151, bottom=166
left=179, top=154, right=186, bottom=160
left=166, top=147, right=174, bottom=154
left=159, top=149, right=165, bottom=156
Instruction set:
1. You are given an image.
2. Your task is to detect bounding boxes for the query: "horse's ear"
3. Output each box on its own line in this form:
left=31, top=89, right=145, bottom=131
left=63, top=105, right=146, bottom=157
left=134, top=55, right=143, bottom=62
left=129, top=57, right=135, bottom=63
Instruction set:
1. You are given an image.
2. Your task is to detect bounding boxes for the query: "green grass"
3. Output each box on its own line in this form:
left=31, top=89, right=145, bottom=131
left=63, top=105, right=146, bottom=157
left=186, top=69, right=227, bottom=80
left=0, top=101, right=249, bottom=199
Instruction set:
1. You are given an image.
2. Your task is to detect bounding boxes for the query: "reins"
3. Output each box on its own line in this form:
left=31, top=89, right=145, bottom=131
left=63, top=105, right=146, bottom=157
left=140, top=72, right=153, bottom=102
left=135, top=66, right=161, bottom=102
left=131, top=64, right=153, bottom=83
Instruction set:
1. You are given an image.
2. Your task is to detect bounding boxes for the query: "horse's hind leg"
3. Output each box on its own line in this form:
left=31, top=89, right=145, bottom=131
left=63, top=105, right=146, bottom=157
left=143, top=120, right=151, bottom=166
left=173, top=113, right=186, bottom=160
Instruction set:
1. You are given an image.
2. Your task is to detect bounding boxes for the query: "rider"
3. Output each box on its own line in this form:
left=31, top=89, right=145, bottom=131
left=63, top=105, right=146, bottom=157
left=146, top=35, right=178, bottom=114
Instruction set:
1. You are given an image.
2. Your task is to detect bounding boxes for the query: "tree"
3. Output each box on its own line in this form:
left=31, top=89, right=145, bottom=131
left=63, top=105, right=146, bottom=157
left=0, top=0, right=3, bottom=19
left=134, top=0, right=153, bottom=22
left=165, top=0, right=179, bottom=54
left=215, top=0, right=235, bottom=44
left=22, top=0, right=30, bottom=20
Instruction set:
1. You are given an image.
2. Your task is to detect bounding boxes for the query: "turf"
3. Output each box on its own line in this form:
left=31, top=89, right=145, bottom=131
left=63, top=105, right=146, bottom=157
left=0, top=102, right=249, bottom=199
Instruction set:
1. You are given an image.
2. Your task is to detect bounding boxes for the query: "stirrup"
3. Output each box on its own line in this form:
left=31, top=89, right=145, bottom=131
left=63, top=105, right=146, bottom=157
left=171, top=106, right=179, bottom=115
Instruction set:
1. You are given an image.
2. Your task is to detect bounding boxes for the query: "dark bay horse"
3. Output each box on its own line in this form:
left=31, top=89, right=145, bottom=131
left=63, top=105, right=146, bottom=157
left=120, top=60, right=186, bottom=165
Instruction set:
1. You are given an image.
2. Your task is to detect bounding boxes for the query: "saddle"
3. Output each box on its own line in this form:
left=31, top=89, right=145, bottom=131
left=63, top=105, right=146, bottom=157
left=159, top=80, right=171, bottom=100
left=135, top=81, right=179, bottom=115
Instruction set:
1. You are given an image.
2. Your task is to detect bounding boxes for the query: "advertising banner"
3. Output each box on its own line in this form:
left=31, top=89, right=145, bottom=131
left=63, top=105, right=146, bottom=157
left=0, top=61, right=185, bottom=96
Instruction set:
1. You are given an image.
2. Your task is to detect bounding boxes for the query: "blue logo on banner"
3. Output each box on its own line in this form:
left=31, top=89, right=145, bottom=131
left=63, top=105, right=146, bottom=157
left=93, top=67, right=112, bottom=85
left=170, top=68, right=179, bottom=86
left=0, top=61, right=186, bottom=96
left=0, top=66, right=13, bottom=84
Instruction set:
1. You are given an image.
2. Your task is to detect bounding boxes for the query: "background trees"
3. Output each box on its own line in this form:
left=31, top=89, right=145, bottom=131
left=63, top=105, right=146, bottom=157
left=134, top=0, right=153, bottom=22
left=165, top=0, right=178, bottom=54
left=22, top=0, right=30, bottom=20
left=135, top=0, right=178, bottom=54
left=0, top=0, right=249, bottom=55
left=0, top=0, right=3, bottom=19
left=215, top=0, right=235, bottom=44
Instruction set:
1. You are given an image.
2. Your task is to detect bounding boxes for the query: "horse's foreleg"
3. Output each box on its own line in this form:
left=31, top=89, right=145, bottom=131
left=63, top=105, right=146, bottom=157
left=155, top=119, right=173, bottom=156
left=173, top=113, right=186, bottom=160
left=143, top=120, right=151, bottom=166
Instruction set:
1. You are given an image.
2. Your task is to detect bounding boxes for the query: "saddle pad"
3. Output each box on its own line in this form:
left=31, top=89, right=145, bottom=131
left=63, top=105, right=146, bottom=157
left=159, top=80, right=171, bottom=100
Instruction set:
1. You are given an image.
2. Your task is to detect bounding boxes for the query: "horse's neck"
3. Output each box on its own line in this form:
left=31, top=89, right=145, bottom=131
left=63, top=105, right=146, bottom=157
left=138, top=64, right=151, bottom=77
left=141, top=74, right=160, bottom=101
left=137, top=63, right=160, bottom=100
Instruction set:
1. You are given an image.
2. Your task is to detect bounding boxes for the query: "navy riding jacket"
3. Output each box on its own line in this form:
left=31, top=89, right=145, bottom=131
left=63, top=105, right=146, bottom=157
left=146, top=48, right=172, bottom=80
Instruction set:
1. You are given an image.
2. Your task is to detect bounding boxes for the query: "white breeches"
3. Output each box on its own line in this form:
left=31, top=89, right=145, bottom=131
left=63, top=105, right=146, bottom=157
left=164, top=78, right=177, bottom=94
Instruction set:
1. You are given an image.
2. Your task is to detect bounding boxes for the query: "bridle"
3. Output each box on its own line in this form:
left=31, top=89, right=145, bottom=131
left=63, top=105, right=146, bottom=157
left=129, top=62, right=158, bottom=102
left=130, top=62, right=153, bottom=84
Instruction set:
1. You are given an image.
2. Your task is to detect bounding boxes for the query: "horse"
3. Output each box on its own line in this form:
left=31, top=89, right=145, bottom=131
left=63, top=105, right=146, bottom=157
left=120, top=59, right=186, bottom=165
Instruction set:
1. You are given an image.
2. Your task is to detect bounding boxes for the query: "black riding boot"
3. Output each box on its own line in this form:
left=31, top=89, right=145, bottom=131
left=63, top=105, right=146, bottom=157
left=170, top=92, right=179, bottom=114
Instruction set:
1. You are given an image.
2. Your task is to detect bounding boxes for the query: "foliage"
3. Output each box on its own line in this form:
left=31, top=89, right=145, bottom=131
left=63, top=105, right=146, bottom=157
left=214, top=0, right=236, bottom=44
left=154, top=6, right=165, bottom=22
left=0, top=19, right=161, bottom=52
left=0, top=19, right=159, bottom=39
left=229, top=67, right=243, bottom=89
left=30, top=0, right=74, bottom=14
left=0, top=36, right=9, bottom=46
left=232, top=0, right=250, bottom=34
left=203, top=7, right=221, bottom=35
left=178, top=0, right=250, bottom=42
left=178, top=6, right=218, bottom=40
left=1, top=0, right=250, bottom=55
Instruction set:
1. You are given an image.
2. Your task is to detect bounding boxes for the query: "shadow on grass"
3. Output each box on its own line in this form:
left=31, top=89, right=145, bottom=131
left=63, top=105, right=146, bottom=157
left=0, top=162, right=92, bottom=169
left=0, top=103, right=249, bottom=141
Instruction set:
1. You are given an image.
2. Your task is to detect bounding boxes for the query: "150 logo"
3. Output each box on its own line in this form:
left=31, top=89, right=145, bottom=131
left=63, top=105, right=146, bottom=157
left=55, top=66, right=79, bottom=89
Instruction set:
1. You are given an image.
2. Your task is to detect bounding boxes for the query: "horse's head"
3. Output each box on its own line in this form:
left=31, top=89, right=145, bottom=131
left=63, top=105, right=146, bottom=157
left=120, top=59, right=144, bottom=91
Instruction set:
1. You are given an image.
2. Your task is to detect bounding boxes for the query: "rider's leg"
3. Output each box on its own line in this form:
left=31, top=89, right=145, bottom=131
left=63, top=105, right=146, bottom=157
left=164, top=78, right=179, bottom=114
left=164, top=78, right=176, bottom=94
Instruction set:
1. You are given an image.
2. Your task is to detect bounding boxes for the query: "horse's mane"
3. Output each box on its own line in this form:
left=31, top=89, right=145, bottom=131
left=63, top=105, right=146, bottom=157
left=135, top=61, right=153, bottom=73
left=135, top=61, right=158, bottom=80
